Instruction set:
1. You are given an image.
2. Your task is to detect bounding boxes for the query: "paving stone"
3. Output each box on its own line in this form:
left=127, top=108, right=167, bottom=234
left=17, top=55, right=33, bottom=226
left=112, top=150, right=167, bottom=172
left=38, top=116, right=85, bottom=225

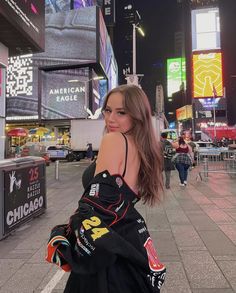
left=1, top=162, right=236, bottom=292
left=161, top=261, right=191, bottom=292
left=201, top=207, right=235, bottom=224
left=171, top=225, right=206, bottom=249
left=211, top=198, right=236, bottom=209
left=222, top=209, right=236, bottom=221
left=180, top=250, right=229, bottom=289
left=185, top=210, right=219, bottom=231
left=166, top=209, right=191, bottom=225
left=146, top=210, right=170, bottom=231
left=217, top=261, right=236, bottom=292
left=178, top=198, right=202, bottom=211
left=198, top=230, right=236, bottom=257
left=0, top=259, right=25, bottom=287
left=219, top=224, right=236, bottom=245
left=191, top=289, right=234, bottom=293
left=149, top=231, right=180, bottom=262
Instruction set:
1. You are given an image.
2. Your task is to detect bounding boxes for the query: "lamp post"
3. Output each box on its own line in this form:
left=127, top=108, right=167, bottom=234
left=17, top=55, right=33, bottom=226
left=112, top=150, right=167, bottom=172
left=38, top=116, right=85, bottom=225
left=126, top=18, right=144, bottom=86
left=132, top=23, right=137, bottom=76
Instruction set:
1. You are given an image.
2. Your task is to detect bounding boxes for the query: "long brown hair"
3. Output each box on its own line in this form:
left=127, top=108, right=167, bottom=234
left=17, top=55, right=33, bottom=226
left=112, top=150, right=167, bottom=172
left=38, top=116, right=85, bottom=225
left=102, top=84, right=163, bottom=205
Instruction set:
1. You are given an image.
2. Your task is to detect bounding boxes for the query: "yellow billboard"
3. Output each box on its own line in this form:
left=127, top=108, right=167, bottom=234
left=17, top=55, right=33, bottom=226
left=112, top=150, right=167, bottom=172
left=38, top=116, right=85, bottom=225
left=176, top=105, right=192, bottom=121
left=193, top=52, right=223, bottom=98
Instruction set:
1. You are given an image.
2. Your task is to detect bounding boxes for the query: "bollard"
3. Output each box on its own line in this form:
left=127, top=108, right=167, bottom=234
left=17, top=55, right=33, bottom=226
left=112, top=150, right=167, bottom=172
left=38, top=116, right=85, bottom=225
left=203, top=157, right=208, bottom=178
left=55, top=160, right=59, bottom=180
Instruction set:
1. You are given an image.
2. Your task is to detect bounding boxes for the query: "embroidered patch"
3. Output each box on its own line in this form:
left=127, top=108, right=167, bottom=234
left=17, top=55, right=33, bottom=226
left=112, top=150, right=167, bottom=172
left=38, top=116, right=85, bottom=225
left=89, top=184, right=99, bottom=197
left=115, top=177, right=123, bottom=188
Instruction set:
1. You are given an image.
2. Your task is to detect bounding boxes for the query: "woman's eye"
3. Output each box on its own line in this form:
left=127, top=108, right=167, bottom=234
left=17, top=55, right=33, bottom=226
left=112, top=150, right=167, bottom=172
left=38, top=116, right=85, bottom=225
left=117, top=111, right=126, bottom=115
left=103, top=108, right=111, bottom=113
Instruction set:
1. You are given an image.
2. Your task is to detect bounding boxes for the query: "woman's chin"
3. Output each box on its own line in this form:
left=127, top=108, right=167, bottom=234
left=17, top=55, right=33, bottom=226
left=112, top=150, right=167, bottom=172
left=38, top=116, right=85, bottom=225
left=108, top=128, right=119, bottom=132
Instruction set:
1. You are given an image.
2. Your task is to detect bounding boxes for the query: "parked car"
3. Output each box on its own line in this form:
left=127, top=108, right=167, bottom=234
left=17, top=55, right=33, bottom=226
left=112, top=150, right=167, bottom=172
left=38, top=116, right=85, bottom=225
left=46, top=145, right=77, bottom=162
left=20, top=145, right=50, bottom=166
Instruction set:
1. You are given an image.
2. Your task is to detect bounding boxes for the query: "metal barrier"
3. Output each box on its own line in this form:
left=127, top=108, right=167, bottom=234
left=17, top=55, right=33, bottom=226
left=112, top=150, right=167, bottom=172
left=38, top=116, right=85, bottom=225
left=197, top=150, right=236, bottom=180
left=55, top=160, right=59, bottom=180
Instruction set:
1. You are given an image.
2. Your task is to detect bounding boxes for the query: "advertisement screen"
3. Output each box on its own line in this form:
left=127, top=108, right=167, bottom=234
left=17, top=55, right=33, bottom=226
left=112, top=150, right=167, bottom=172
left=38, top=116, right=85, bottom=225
left=41, top=70, right=88, bottom=120
left=193, top=52, right=223, bottom=98
left=0, top=0, right=45, bottom=53
left=33, top=6, right=97, bottom=68
left=4, top=164, right=46, bottom=234
left=45, top=0, right=71, bottom=14
left=167, top=58, right=186, bottom=97
left=99, top=10, right=118, bottom=91
left=191, top=7, right=220, bottom=51
left=0, top=68, right=5, bottom=117
left=74, top=0, right=95, bottom=9
left=176, top=105, right=192, bottom=121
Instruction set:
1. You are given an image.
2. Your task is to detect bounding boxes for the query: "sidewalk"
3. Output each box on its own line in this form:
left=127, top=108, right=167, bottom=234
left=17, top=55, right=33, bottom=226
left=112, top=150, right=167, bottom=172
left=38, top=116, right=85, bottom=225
left=0, top=161, right=236, bottom=292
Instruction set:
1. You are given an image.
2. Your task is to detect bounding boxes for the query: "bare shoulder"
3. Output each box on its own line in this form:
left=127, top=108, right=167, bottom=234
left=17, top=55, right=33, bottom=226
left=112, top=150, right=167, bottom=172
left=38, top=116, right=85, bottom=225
left=101, top=132, right=125, bottom=145
left=95, top=132, right=126, bottom=175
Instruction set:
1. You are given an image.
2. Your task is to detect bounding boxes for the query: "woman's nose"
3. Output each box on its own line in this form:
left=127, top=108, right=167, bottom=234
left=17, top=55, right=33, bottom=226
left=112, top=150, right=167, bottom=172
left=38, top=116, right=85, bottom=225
left=107, top=111, right=116, bottom=121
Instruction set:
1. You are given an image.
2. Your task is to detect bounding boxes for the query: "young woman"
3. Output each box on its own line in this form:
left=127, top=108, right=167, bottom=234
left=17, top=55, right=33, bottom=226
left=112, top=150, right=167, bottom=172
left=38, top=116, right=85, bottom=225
left=47, top=85, right=166, bottom=293
left=172, top=136, right=193, bottom=186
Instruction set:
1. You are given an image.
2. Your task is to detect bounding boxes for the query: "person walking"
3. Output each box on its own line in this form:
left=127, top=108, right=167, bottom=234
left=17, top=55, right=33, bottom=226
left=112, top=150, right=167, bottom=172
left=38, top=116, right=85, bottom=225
left=15, top=144, right=21, bottom=158
left=86, top=143, right=93, bottom=161
left=161, top=132, right=175, bottom=189
left=46, top=85, right=166, bottom=293
left=172, top=136, right=193, bottom=186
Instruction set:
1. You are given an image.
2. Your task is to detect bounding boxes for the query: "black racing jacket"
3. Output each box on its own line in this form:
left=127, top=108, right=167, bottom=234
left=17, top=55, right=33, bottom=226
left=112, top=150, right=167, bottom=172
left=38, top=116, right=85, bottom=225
left=46, top=171, right=166, bottom=293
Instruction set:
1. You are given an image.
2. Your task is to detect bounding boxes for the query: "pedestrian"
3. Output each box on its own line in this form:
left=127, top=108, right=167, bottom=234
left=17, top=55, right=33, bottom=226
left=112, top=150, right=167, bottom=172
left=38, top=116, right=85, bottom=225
left=46, top=84, right=166, bottom=293
left=172, top=136, right=193, bottom=186
left=15, top=143, right=21, bottom=158
left=86, top=143, right=93, bottom=161
left=161, top=132, right=175, bottom=189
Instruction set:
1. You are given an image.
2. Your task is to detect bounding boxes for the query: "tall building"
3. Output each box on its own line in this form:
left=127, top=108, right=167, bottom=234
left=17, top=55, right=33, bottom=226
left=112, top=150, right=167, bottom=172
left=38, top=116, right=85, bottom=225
left=174, top=0, right=236, bottom=140
left=219, top=0, right=236, bottom=125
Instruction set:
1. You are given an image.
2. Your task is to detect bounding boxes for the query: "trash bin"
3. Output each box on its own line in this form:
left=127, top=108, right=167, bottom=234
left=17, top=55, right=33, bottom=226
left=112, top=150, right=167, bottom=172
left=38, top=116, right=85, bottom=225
left=0, top=156, right=46, bottom=240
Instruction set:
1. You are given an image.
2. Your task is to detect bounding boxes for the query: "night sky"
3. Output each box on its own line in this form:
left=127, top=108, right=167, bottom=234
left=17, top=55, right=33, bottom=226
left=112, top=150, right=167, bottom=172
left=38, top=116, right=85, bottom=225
left=113, top=0, right=181, bottom=108
left=112, top=0, right=236, bottom=125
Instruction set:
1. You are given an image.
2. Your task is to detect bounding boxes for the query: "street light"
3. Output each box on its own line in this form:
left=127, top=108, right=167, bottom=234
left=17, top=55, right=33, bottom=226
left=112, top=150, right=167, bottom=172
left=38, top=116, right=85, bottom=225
left=132, top=23, right=145, bottom=75
left=126, top=20, right=145, bottom=86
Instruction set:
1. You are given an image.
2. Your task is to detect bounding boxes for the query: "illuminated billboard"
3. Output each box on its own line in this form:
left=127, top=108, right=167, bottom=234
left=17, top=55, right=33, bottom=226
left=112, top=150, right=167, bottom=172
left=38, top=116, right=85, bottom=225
left=45, top=0, right=95, bottom=14
left=193, top=52, right=223, bottom=98
left=41, top=70, right=88, bottom=120
left=74, top=0, right=95, bottom=9
left=176, top=105, right=192, bottom=121
left=6, top=6, right=117, bottom=120
left=0, top=68, right=5, bottom=118
left=167, top=58, right=186, bottom=97
left=33, top=7, right=97, bottom=67
left=99, top=10, right=118, bottom=91
left=191, top=7, right=221, bottom=51
left=0, top=1, right=45, bottom=55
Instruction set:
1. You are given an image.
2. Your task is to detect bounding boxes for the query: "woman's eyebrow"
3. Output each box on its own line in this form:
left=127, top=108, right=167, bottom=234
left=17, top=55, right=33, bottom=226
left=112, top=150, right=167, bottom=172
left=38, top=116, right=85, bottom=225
left=106, top=105, right=125, bottom=111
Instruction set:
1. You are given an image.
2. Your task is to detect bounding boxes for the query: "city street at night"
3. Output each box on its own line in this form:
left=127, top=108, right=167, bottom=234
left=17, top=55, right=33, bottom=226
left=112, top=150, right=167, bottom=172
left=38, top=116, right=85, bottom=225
left=0, top=161, right=236, bottom=293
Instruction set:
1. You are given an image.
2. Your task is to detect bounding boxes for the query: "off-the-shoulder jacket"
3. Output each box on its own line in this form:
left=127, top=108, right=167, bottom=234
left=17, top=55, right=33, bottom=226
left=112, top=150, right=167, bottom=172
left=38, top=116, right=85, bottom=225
left=46, top=170, right=166, bottom=293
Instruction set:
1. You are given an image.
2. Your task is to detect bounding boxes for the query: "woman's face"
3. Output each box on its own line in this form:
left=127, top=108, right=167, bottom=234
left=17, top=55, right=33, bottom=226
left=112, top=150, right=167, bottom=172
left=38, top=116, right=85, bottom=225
left=103, top=92, right=133, bottom=133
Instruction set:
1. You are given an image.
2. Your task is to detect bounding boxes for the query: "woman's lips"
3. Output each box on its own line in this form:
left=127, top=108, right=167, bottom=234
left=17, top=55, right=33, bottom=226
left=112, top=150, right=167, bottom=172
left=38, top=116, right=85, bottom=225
left=108, top=126, right=118, bottom=132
